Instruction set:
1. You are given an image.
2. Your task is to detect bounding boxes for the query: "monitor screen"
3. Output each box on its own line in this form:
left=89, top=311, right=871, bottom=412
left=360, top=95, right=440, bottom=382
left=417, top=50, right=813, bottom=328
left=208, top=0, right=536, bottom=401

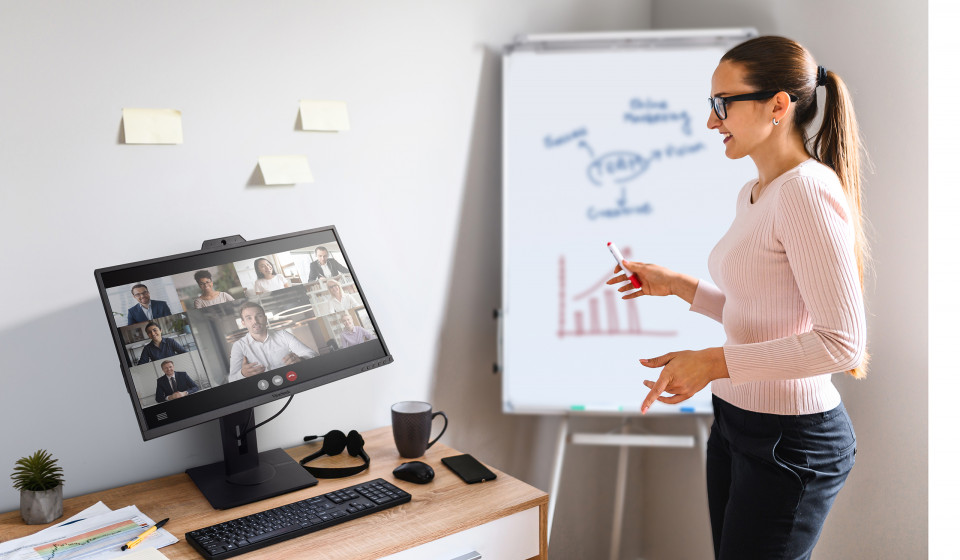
left=95, top=226, right=392, bottom=442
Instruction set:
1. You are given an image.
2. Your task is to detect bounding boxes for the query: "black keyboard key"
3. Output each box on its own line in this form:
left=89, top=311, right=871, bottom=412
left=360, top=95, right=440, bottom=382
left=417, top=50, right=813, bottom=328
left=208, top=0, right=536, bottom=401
left=247, top=522, right=300, bottom=544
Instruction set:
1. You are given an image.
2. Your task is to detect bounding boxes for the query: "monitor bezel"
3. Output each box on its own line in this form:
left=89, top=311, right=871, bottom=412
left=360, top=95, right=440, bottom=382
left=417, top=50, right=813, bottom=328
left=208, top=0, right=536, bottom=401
left=94, top=225, right=392, bottom=441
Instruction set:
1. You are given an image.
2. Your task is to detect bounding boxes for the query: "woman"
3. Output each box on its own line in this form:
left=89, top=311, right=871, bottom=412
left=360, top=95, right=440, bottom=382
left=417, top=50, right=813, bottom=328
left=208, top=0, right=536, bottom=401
left=137, top=321, right=186, bottom=364
left=608, top=36, right=866, bottom=559
left=324, top=278, right=361, bottom=313
left=253, top=257, right=290, bottom=294
left=193, top=269, right=235, bottom=308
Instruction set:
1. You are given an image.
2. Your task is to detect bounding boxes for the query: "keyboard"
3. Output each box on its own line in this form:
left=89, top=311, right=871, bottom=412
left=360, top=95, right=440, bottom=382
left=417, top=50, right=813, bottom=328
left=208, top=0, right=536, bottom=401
left=185, top=478, right=411, bottom=559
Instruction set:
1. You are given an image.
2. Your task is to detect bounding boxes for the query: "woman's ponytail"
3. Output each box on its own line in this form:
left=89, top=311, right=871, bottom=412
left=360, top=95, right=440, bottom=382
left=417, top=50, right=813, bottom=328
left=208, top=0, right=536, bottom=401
left=812, top=70, right=869, bottom=379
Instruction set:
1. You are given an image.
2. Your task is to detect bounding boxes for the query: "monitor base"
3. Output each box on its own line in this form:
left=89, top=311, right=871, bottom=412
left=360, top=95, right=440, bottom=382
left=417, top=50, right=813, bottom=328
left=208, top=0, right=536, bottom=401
left=186, top=448, right=317, bottom=510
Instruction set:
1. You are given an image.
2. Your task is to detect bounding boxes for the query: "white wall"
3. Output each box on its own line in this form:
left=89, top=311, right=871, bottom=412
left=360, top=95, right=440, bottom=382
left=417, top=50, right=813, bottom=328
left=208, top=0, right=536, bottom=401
left=0, top=1, right=927, bottom=559
left=929, top=3, right=960, bottom=557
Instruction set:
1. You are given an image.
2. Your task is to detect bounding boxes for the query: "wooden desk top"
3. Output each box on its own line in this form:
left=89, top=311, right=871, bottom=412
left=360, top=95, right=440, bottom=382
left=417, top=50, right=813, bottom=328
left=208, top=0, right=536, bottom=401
left=0, top=426, right=547, bottom=559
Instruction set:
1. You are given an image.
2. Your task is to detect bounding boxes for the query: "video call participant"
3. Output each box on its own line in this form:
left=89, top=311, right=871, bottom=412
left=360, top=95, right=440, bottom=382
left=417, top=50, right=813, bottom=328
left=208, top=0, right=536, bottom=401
left=253, top=258, right=290, bottom=295
left=155, top=360, right=200, bottom=403
left=228, top=302, right=318, bottom=382
left=193, top=269, right=235, bottom=308
left=138, top=321, right=186, bottom=364
left=338, top=313, right=375, bottom=348
left=127, top=284, right=172, bottom=325
left=324, top=279, right=361, bottom=313
left=307, top=246, right=349, bottom=282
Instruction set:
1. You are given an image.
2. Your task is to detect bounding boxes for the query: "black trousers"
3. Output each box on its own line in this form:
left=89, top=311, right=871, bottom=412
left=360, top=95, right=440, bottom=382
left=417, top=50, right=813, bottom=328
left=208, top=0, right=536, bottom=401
left=707, top=395, right=856, bottom=560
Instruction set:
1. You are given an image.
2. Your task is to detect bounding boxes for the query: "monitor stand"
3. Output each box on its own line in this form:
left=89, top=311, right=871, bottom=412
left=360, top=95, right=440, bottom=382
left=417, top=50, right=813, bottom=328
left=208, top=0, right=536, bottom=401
left=186, top=408, right=317, bottom=510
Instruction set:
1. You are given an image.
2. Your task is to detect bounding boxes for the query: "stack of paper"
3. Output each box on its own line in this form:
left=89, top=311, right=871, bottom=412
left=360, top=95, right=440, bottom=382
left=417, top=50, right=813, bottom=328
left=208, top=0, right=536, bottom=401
left=0, top=502, right=176, bottom=559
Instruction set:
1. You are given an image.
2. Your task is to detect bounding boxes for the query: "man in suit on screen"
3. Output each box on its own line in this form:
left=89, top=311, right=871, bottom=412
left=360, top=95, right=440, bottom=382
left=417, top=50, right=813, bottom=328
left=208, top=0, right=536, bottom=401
left=127, top=283, right=172, bottom=325
left=154, top=360, right=200, bottom=403
left=307, top=246, right=349, bottom=282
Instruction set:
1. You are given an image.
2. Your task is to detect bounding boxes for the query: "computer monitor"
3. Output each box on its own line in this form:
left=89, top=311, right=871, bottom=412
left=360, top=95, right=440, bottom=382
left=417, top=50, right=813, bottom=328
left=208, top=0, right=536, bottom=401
left=94, top=226, right=392, bottom=509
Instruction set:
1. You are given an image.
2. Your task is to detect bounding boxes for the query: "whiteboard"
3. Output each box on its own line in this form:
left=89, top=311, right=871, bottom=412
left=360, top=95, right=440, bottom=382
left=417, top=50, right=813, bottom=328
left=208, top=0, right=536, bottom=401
left=501, top=30, right=757, bottom=415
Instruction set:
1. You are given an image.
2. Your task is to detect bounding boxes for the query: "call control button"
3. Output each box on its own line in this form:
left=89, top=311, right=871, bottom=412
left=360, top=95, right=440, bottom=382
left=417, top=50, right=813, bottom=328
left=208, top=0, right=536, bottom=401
left=286, top=371, right=297, bottom=382
left=257, top=380, right=269, bottom=391
left=271, top=375, right=283, bottom=387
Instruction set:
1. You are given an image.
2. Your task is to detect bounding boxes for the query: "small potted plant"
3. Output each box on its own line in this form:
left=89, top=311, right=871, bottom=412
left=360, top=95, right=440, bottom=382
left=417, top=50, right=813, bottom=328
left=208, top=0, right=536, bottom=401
left=11, top=449, right=64, bottom=525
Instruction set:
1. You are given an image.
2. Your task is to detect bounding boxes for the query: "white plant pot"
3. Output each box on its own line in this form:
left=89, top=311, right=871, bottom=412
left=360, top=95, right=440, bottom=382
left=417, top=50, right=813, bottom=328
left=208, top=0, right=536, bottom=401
left=20, top=485, right=63, bottom=525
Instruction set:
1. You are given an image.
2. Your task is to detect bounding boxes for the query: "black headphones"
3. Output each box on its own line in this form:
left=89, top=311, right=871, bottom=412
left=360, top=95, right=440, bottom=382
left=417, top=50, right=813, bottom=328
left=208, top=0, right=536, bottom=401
left=298, top=430, right=370, bottom=479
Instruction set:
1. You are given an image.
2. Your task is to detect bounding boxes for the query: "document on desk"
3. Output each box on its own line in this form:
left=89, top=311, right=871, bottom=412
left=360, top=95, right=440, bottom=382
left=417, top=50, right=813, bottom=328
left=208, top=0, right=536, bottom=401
left=0, top=500, right=112, bottom=555
left=0, top=504, right=176, bottom=560
left=55, top=501, right=112, bottom=528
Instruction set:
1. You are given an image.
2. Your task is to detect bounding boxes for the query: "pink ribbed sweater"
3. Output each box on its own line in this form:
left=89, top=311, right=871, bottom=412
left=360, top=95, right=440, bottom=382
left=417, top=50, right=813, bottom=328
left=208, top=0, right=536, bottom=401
left=690, top=159, right=866, bottom=415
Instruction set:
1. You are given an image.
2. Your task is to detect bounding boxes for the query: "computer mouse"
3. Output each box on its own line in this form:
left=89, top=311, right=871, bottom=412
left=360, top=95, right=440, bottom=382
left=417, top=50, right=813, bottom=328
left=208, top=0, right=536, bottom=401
left=392, top=461, right=435, bottom=484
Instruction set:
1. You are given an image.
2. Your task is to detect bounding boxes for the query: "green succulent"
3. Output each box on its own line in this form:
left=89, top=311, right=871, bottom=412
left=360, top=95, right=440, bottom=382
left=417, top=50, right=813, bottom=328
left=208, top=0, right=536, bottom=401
left=11, top=450, right=64, bottom=492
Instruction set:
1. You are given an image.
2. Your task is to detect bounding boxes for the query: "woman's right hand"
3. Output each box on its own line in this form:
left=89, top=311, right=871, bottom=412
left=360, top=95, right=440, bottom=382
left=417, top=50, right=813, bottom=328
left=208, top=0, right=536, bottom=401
left=606, top=261, right=678, bottom=299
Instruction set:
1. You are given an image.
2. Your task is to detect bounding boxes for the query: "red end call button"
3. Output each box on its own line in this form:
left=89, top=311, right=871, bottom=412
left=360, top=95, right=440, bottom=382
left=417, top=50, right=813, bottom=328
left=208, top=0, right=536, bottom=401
left=286, top=371, right=297, bottom=382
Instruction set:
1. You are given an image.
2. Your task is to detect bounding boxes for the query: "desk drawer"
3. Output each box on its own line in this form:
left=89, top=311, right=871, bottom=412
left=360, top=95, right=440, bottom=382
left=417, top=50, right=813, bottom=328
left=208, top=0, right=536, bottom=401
left=379, top=506, right=540, bottom=560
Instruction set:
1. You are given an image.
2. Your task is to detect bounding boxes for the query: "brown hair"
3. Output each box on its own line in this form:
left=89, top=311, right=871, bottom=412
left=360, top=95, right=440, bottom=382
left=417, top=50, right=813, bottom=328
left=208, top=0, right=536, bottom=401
left=722, top=36, right=869, bottom=379
left=238, top=301, right=265, bottom=320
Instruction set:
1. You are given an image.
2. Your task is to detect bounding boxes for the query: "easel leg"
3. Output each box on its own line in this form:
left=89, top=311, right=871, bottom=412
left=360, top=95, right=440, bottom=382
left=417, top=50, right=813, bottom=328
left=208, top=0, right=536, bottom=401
left=547, top=415, right=569, bottom=544
left=610, top=421, right=629, bottom=560
left=695, top=416, right=710, bottom=468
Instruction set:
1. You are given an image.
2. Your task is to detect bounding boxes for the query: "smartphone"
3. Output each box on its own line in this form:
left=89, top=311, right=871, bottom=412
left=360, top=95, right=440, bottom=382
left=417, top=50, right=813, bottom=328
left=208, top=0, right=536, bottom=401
left=441, top=454, right=498, bottom=484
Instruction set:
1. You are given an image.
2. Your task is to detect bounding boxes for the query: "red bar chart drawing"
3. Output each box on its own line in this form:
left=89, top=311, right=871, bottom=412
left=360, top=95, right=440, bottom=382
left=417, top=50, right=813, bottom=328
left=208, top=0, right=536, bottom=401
left=557, top=251, right=676, bottom=338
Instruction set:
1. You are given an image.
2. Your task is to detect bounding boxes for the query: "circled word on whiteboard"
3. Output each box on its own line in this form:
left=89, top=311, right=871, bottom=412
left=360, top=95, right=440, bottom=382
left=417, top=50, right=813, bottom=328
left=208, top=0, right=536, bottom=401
left=587, top=142, right=706, bottom=186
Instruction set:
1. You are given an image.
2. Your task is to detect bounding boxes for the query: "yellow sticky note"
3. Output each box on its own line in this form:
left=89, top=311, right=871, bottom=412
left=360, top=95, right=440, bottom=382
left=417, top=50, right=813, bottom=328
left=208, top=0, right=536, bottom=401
left=299, top=100, right=350, bottom=131
left=258, top=155, right=314, bottom=185
left=122, top=108, right=183, bottom=144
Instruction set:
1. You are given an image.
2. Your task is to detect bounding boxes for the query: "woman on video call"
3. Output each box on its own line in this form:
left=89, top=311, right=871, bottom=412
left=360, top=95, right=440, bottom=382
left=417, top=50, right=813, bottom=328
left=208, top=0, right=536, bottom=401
left=253, top=257, right=290, bottom=295
left=608, top=36, right=867, bottom=559
left=193, top=269, right=235, bottom=308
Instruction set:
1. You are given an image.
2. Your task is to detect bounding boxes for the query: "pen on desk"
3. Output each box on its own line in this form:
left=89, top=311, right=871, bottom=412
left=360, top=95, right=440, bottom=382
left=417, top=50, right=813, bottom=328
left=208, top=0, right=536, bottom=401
left=120, top=517, right=169, bottom=551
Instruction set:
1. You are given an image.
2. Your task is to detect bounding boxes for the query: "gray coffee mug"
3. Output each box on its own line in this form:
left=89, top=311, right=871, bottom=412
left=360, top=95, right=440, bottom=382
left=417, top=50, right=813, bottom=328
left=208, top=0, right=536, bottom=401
left=391, top=401, right=449, bottom=458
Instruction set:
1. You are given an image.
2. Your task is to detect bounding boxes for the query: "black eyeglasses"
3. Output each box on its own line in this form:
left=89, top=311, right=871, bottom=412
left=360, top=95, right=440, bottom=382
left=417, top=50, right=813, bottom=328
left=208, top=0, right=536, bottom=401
left=708, top=91, right=799, bottom=120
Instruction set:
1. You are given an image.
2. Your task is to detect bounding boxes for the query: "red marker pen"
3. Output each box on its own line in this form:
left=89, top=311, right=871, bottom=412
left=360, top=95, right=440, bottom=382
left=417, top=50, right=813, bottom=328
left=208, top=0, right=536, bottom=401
left=607, top=242, right=641, bottom=289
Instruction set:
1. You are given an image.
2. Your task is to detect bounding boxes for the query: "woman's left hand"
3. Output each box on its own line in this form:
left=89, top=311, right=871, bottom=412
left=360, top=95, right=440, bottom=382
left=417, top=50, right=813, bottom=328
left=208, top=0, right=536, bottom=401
left=640, top=348, right=729, bottom=413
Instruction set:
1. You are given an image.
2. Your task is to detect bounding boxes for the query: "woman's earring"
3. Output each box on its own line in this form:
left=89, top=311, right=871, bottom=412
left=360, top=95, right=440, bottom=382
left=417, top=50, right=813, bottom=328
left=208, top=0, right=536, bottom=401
left=773, top=118, right=780, bottom=126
